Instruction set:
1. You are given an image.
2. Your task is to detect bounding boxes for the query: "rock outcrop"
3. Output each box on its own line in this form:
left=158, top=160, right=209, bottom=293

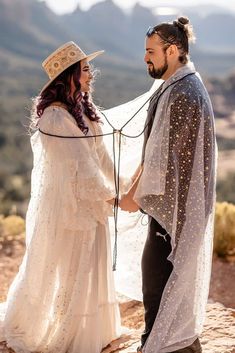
left=103, top=298, right=235, bottom=353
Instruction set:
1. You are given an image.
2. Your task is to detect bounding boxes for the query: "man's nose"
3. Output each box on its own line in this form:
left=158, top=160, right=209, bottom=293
left=144, top=53, right=148, bottom=63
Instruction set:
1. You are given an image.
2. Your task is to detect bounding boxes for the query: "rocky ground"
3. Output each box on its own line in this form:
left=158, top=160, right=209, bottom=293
left=101, top=299, right=235, bottom=353
left=0, top=239, right=235, bottom=353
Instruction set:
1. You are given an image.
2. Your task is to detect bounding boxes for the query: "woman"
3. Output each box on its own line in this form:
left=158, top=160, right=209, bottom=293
left=0, top=41, right=126, bottom=353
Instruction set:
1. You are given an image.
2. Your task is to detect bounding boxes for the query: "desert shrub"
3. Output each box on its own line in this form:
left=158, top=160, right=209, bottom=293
left=216, top=173, right=235, bottom=204
left=0, top=215, right=25, bottom=242
left=0, top=173, right=30, bottom=215
left=214, top=202, right=235, bottom=257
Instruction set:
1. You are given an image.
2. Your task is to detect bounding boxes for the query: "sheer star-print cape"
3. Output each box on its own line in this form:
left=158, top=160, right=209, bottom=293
left=104, top=62, right=217, bottom=352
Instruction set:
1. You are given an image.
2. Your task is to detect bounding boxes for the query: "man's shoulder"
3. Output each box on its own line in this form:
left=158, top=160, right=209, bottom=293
left=169, top=73, right=208, bottom=104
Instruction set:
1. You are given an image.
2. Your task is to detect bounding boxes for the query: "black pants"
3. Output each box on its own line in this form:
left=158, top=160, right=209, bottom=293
left=141, top=216, right=173, bottom=347
left=140, top=218, right=202, bottom=353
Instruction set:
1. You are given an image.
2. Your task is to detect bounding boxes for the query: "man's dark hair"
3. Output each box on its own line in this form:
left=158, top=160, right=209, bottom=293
left=150, top=17, right=196, bottom=64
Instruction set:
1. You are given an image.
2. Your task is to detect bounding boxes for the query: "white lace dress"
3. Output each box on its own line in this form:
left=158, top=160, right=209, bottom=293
left=0, top=106, right=123, bottom=353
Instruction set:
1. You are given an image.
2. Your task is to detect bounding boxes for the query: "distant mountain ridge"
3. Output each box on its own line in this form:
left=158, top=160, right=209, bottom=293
left=63, top=1, right=235, bottom=55
left=0, top=0, right=235, bottom=109
left=1, top=0, right=235, bottom=74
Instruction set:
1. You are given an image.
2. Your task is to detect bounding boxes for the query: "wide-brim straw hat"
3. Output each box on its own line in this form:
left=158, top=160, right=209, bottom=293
left=40, top=41, right=104, bottom=94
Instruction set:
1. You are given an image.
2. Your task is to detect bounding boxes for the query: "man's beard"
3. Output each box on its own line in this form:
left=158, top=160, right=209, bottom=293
left=147, top=56, right=168, bottom=79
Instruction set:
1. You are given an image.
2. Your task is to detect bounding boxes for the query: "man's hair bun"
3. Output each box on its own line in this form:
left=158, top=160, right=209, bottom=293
left=173, top=17, right=189, bottom=30
left=178, top=17, right=189, bottom=25
left=173, top=16, right=196, bottom=43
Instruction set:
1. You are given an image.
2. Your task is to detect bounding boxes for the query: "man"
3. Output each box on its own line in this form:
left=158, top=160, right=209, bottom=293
left=120, top=17, right=217, bottom=353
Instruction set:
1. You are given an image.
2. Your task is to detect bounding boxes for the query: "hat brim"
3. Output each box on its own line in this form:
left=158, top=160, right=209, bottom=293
left=39, top=50, right=104, bottom=95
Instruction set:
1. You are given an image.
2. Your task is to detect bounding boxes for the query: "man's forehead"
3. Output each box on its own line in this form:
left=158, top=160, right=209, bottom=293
left=145, top=34, right=163, bottom=48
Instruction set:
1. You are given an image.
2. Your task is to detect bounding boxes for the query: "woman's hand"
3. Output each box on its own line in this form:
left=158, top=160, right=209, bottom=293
left=106, top=198, right=116, bottom=206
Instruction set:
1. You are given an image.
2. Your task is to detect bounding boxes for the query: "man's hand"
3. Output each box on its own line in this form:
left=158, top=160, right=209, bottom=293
left=119, top=193, right=139, bottom=212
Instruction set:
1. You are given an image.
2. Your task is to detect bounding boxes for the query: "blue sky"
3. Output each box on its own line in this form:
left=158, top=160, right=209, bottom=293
left=42, top=0, right=235, bottom=14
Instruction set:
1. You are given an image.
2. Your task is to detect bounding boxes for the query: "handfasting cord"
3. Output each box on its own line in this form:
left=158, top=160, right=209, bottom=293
left=112, top=129, right=122, bottom=270
left=112, top=129, right=118, bottom=271
left=38, top=73, right=195, bottom=270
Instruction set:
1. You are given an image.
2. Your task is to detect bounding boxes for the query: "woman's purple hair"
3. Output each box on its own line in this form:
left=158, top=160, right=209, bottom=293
left=32, top=61, right=100, bottom=134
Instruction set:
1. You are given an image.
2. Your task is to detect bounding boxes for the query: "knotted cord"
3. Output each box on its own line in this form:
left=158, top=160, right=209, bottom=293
left=39, top=73, right=195, bottom=270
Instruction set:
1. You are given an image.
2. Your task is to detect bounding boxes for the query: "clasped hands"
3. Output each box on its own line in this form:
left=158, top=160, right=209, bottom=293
left=107, top=165, right=143, bottom=213
left=107, top=193, right=139, bottom=213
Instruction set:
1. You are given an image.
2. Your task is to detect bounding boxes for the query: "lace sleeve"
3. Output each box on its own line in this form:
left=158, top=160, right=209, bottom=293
left=39, top=107, right=115, bottom=202
left=31, top=107, right=115, bottom=232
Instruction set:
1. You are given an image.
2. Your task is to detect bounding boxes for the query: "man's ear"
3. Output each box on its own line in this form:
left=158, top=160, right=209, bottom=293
left=166, top=44, right=178, bottom=56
